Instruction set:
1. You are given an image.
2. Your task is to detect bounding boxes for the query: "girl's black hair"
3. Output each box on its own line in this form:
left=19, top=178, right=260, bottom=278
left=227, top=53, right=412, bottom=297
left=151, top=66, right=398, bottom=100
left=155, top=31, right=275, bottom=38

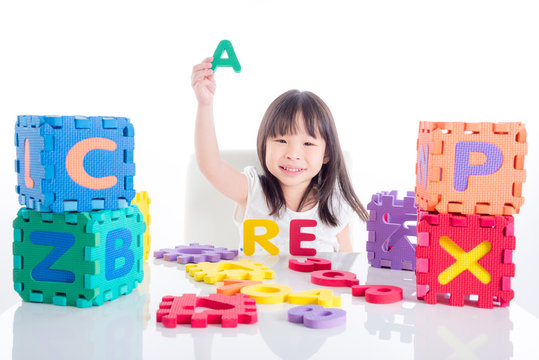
left=257, top=89, right=369, bottom=226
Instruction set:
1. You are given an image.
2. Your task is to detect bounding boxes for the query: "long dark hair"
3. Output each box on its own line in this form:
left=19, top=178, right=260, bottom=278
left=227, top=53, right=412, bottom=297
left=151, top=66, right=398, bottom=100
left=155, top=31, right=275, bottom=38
left=257, top=90, right=369, bottom=226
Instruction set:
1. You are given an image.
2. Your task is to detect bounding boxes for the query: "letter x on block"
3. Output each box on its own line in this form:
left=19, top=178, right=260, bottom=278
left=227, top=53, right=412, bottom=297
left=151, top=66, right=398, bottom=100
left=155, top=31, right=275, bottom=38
left=438, top=236, right=492, bottom=285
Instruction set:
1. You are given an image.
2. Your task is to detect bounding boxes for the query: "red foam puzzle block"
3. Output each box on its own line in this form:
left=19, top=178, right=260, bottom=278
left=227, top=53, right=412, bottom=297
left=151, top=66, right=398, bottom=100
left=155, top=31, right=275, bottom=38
left=288, top=257, right=332, bottom=272
left=352, top=285, right=403, bottom=304
left=416, top=210, right=515, bottom=308
left=311, top=270, right=359, bottom=287
left=289, top=219, right=317, bottom=256
left=156, top=293, right=257, bottom=328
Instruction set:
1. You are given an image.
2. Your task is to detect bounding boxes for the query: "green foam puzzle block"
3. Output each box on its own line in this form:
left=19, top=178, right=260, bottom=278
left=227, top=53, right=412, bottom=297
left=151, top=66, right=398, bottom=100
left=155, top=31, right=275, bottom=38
left=13, top=206, right=145, bottom=307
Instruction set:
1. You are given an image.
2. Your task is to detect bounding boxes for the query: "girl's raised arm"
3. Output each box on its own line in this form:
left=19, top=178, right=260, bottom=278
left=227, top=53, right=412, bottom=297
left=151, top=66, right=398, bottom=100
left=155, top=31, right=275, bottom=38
left=192, top=57, right=248, bottom=206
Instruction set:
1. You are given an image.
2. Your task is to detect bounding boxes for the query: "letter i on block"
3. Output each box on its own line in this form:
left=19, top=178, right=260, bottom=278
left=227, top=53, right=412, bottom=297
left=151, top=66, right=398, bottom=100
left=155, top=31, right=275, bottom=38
left=415, top=211, right=515, bottom=309
left=13, top=206, right=145, bottom=307
left=15, top=115, right=136, bottom=213
left=415, top=122, right=527, bottom=215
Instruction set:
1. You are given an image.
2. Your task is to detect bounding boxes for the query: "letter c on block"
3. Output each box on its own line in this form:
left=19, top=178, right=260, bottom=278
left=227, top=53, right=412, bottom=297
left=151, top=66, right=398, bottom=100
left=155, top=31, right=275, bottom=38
left=66, top=137, right=118, bottom=189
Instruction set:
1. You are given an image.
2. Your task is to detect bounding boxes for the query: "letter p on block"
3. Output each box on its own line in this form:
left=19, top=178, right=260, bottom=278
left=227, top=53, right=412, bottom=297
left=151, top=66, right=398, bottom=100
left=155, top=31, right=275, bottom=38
left=243, top=219, right=279, bottom=256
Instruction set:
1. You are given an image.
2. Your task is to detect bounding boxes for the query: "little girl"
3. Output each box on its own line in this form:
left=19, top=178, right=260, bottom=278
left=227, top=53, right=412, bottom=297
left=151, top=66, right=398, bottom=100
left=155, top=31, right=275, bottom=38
left=191, top=56, right=368, bottom=253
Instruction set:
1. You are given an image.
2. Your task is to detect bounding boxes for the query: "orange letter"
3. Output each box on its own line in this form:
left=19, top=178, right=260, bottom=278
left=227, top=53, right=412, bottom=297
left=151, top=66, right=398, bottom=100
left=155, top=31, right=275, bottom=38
left=66, top=137, right=118, bottom=190
left=24, top=138, right=34, bottom=188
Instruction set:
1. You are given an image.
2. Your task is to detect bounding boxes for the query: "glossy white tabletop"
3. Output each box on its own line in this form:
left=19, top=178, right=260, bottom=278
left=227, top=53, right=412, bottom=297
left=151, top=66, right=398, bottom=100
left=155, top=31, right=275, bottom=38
left=0, top=253, right=537, bottom=360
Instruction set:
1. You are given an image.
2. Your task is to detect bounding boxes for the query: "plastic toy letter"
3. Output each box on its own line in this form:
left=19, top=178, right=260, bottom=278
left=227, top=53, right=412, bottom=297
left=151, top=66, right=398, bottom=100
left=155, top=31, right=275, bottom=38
left=243, top=219, right=280, bottom=256
left=289, top=219, right=317, bottom=256
left=65, top=137, right=118, bottom=190
left=211, top=40, right=241, bottom=73
left=453, top=141, right=502, bottom=191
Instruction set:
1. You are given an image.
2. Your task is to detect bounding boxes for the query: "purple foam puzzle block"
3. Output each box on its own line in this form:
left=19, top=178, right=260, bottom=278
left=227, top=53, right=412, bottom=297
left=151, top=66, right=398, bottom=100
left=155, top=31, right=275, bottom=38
left=153, top=243, right=238, bottom=264
left=288, top=305, right=346, bottom=329
left=366, top=191, right=417, bottom=271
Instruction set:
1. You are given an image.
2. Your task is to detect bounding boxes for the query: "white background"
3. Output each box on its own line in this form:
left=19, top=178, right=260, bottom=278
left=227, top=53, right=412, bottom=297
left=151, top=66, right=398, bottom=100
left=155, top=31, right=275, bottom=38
left=0, top=0, right=537, bottom=319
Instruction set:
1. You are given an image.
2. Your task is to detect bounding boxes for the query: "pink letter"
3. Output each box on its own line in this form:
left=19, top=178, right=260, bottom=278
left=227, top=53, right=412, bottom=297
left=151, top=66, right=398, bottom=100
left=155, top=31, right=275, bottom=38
left=289, top=219, right=317, bottom=256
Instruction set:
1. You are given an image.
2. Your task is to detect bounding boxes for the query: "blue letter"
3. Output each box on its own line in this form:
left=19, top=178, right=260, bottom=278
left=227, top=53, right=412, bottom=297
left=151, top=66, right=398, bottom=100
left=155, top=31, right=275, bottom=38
left=106, top=228, right=134, bottom=280
left=31, top=231, right=75, bottom=283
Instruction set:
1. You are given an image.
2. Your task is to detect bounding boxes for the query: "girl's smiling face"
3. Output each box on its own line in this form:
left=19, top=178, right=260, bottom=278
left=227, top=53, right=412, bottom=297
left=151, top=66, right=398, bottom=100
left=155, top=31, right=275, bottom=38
left=265, top=113, right=329, bottom=191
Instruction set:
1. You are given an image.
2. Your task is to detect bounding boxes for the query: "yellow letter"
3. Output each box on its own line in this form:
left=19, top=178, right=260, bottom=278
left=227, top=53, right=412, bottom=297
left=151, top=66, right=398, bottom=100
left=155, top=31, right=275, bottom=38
left=243, top=219, right=279, bottom=256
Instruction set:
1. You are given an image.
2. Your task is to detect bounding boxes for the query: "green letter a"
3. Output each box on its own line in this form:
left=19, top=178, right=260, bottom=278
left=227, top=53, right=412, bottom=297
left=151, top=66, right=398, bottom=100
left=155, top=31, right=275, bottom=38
left=211, top=40, right=241, bottom=73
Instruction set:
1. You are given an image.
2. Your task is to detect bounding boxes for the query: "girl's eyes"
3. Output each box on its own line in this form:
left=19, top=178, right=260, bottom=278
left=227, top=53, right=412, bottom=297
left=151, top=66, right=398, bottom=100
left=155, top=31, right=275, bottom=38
left=273, top=139, right=316, bottom=146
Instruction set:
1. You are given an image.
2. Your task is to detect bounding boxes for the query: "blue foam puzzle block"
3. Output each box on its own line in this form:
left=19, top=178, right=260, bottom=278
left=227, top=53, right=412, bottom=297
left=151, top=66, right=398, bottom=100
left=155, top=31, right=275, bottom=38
left=15, top=115, right=136, bottom=213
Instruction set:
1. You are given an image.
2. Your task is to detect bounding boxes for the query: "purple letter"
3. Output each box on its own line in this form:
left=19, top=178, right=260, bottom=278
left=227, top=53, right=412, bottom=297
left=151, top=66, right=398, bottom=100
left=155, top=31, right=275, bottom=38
left=417, top=144, right=429, bottom=187
left=453, top=141, right=502, bottom=192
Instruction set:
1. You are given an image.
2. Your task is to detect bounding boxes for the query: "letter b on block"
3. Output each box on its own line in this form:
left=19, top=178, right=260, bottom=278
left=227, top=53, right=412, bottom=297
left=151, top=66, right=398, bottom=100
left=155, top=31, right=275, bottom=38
left=106, top=229, right=135, bottom=281
left=243, top=219, right=280, bottom=256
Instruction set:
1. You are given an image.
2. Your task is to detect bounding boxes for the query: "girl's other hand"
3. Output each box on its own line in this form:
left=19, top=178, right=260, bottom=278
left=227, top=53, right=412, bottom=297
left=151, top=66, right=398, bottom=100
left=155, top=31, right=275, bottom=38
left=191, top=56, right=215, bottom=106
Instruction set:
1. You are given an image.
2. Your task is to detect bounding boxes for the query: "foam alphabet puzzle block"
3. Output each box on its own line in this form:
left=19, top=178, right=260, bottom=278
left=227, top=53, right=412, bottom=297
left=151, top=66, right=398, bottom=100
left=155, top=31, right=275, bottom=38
left=366, top=191, right=417, bottom=271
left=15, top=115, right=136, bottom=213
left=156, top=293, right=257, bottom=328
left=154, top=243, right=238, bottom=264
left=415, top=122, right=527, bottom=215
left=12, top=206, right=145, bottom=307
left=415, top=210, right=515, bottom=308
left=185, top=259, right=275, bottom=284
left=131, top=191, right=151, bottom=261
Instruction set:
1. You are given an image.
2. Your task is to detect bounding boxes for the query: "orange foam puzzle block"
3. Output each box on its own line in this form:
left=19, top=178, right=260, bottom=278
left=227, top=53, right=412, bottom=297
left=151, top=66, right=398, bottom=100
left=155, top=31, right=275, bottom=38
left=415, top=122, right=527, bottom=215
left=415, top=210, right=515, bottom=308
